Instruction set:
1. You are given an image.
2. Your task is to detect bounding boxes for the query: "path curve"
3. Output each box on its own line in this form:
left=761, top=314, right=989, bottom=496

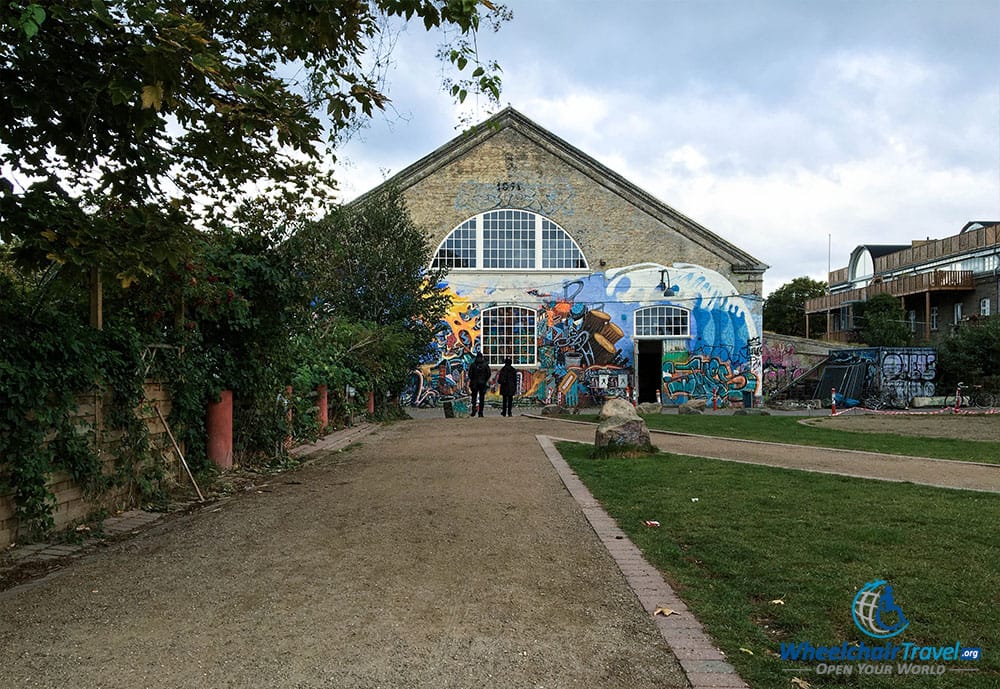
left=519, top=415, right=1000, bottom=493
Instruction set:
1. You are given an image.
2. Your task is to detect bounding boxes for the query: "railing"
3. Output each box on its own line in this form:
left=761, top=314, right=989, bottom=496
left=826, top=223, right=999, bottom=285
left=876, top=224, right=998, bottom=273
left=805, top=270, right=975, bottom=313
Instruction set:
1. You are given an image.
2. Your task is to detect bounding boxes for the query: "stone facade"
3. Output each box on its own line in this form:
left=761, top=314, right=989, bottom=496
left=363, top=108, right=767, bottom=409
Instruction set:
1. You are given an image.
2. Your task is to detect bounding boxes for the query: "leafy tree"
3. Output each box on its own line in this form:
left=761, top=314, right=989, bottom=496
left=937, top=315, right=1000, bottom=391
left=1, top=0, right=507, bottom=282
left=288, top=186, right=450, bottom=406
left=763, top=276, right=827, bottom=337
left=856, top=292, right=910, bottom=347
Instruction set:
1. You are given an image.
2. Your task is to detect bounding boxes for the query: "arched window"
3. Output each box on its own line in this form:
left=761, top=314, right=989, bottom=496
left=432, top=210, right=587, bottom=270
left=480, top=306, right=537, bottom=366
left=634, top=306, right=690, bottom=337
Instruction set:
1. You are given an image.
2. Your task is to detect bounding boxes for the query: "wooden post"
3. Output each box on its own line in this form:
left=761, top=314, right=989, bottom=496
left=89, top=267, right=103, bottom=330
left=924, top=292, right=931, bottom=341
left=316, top=384, right=328, bottom=433
left=284, top=385, right=293, bottom=449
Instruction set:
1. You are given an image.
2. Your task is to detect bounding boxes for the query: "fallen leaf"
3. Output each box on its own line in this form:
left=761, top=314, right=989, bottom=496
left=770, top=597, right=786, bottom=605
left=690, top=497, right=699, bottom=502
left=653, top=606, right=677, bottom=617
left=739, top=647, right=754, bottom=655
left=791, top=678, right=812, bottom=689
left=643, top=520, right=660, bottom=527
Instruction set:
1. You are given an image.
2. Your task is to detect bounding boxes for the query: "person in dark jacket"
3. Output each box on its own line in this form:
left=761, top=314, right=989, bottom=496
left=468, top=352, right=492, bottom=418
left=497, top=357, right=517, bottom=417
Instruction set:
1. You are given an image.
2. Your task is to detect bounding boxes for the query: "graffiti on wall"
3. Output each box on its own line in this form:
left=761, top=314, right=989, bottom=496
left=828, top=347, right=937, bottom=400
left=403, top=262, right=762, bottom=408
left=761, top=341, right=811, bottom=395
left=454, top=179, right=577, bottom=217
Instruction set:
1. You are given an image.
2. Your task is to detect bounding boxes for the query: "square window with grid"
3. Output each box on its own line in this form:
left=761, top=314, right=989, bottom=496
left=541, top=219, right=587, bottom=269
left=432, top=219, right=476, bottom=268
left=483, top=210, right=535, bottom=269
left=634, top=306, right=690, bottom=337
left=481, top=306, right=537, bottom=366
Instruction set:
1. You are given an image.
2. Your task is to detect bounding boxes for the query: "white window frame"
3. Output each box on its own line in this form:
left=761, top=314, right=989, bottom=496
left=431, top=210, right=588, bottom=271
left=908, top=310, right=917, bottom=333
left=981, top=298, right=991, bottom=317
left=633, top=305, right=690, bottom=338
left=480, top=306, right=538, bottom=367
left=930, top=306, right=939, bottom=331
left=954, top=302, right=964, bottom=323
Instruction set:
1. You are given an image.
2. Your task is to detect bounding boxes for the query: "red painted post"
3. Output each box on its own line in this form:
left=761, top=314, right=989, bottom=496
left=954, top=385, right=961, bottom=412
left=367, top=389, right=375, bottom=415
left=831, top=387, right=837, bottom=415
left=316, top=384, right=328, bottom=433
left=206, top=389, right=233, bottom=469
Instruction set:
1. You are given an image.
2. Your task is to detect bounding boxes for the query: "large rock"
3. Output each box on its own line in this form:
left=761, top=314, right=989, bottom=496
left=598, top=397, right=639, bottom=420
left=595, top=415, right=652, bottom=451
left=636, top=402, right=663, bottom=415
left=540, top=404, right=565, bottom=416
left=678, top=398, right=707, bottom=415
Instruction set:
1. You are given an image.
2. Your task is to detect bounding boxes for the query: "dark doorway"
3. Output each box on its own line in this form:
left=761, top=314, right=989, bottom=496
left=636, top=340, right=662, bottom=403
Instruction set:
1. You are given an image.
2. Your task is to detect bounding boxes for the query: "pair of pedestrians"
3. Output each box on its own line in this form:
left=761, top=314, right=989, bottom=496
left=468, top=353, right=517, bottom=417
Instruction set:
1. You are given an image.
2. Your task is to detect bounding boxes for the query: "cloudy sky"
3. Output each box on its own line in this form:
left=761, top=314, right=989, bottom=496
left=332, top=0, right=1000, bottom=296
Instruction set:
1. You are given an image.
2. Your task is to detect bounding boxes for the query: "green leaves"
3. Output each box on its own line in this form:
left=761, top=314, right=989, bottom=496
left=14, top=3, right=46, bottom=39
left=2, top=0, right=509, bottom=279
left=763, top=276, right=828, bottom=338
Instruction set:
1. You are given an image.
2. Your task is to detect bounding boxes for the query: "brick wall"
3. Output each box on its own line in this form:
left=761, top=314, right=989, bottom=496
left=403, top=127, right=762, bottom=295
left=0, top=381, right=176, bottom=547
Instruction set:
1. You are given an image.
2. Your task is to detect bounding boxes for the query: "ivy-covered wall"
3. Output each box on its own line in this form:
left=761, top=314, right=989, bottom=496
left=0, top=382, right=175, bottom=548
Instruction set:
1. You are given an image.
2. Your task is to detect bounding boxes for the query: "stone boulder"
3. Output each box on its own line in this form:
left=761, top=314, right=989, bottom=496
left=595, top=415, right=652, bottom=451
left=598, top=397, right=639, bottom=420
left=636, top=402, right=663, bottom=415
left=678, top=398, right=707, bottom=415
left=540, top=404, right=565, bottom=416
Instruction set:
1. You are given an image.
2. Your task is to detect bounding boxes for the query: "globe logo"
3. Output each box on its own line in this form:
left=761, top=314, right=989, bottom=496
left=852, top=580, right=910, bottom=638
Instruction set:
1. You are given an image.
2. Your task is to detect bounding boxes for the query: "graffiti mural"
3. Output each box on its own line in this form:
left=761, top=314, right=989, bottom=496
left=825, top=347, right=937, bottom=402
left=404, top=262, right=763, bottom=409
left=762, top=341, right=810, bottom=395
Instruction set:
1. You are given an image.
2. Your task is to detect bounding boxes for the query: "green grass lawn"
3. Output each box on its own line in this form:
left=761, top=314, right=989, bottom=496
left=562, top=413, right=1000, bottom=465
left=558, top=441, right=999, bottom=689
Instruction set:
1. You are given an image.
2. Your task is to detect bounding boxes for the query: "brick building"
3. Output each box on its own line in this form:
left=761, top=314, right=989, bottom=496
left=804, top=221, right=1000, bottom=344
left=357, top=108, right=767, bottom=408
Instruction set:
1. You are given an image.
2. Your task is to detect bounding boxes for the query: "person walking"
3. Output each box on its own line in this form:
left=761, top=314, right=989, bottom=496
left=468, top=352, right=492, bottom=418
left=497, top=357, right=517, bottom=417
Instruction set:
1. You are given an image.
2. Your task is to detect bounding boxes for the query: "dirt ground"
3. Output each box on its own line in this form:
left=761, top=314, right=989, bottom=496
left=0, top=417, right=690, bottom=689
left=1, top=411, right=996, bottom=689
left=801, top=411, right=1000, bottom=441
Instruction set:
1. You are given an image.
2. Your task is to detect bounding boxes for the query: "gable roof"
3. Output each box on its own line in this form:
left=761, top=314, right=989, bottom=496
left=354, top=107, right=768, bottom=273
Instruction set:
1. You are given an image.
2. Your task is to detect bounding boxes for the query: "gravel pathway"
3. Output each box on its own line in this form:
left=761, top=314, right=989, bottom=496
left=0, top=417, right=690, bottom=689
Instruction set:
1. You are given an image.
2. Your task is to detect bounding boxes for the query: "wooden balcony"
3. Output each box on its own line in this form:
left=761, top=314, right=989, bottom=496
left=805, top=270, right=975, bottom=313
left=825, top=223, right=998, bottom=285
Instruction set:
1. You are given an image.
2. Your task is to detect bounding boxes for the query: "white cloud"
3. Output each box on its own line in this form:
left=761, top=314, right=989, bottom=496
left=330, top=0, right=1000, bottom=298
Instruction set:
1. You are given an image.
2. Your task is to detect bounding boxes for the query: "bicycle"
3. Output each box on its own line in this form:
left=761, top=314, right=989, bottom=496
left=942, top=382, right=995, bottom=411
left=862, top=388, right=908, bottom=411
